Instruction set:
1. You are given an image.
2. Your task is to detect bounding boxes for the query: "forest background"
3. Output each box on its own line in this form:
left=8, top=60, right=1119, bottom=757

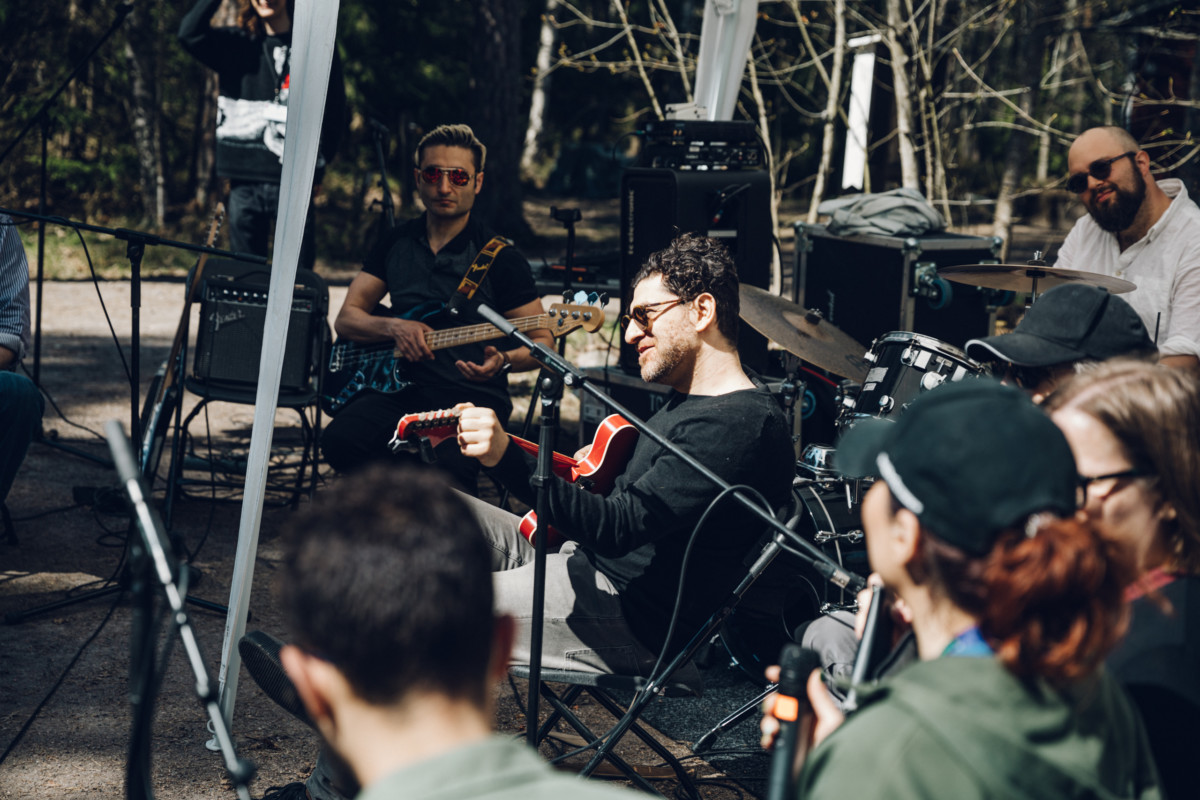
left=0, top=0, right=1197, bottom=276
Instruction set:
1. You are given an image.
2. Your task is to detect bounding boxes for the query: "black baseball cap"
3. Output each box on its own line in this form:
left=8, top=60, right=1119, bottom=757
left=836, top=380, right=1078, bottom=555
left=965, top=284, right=1154, bottom=367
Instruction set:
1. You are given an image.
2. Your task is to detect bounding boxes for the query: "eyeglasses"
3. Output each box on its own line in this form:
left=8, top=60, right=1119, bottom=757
left=1076, top=468, right=1151, bottom=507
left=621, top=298, right=685, bottom=332
left=419, top=166, right=472, bottom=187
left=1065, top=151, right=1136, bottom=194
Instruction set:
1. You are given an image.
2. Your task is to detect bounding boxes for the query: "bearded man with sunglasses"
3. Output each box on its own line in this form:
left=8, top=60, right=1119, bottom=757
left=321, top=124, right=553, bottom=493
left=1055, top=126, right=1200, bottom=372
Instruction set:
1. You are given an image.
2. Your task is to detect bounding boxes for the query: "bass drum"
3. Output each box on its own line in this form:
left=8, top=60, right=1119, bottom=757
left=718, top=479, right=869, bottom=683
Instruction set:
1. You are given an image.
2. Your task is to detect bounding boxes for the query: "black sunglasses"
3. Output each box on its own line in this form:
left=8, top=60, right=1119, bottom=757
left=1065, top=151, right=1136, bottom=194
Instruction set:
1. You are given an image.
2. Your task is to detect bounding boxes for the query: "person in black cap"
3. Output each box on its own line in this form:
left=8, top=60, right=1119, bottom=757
left=965, top=284, right=1157, bottom=403
left=764, top=380, right=1161, bottom=799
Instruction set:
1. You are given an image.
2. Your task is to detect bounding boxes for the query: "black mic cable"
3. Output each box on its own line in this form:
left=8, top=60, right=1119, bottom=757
left=766, top=644, right=821, bottom=800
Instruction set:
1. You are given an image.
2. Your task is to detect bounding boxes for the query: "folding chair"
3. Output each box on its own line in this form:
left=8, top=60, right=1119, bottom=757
left=163, top=260, right=329, bottom=524
left=511, top=503, right=808, bottom=799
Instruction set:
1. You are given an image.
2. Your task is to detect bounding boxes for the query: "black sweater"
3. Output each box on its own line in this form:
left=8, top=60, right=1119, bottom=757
left=178, top=0, right=346, bottom=183
left=490, top=385, right=794, bottom=653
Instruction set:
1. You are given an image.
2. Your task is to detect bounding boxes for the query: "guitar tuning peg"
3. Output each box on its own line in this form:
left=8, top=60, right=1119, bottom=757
left=573, top=289, right=588, bottom=304
left=598, top=292, right=609, bottom=305
left=587, top=291, right=599, bottom=305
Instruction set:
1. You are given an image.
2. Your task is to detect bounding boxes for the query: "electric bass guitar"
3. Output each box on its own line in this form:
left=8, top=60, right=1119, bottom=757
left=389, top=409, right=638, bottom=548
left=322, top=301, right=606, bottom=416
left=139, top=205, right=225, bottom=483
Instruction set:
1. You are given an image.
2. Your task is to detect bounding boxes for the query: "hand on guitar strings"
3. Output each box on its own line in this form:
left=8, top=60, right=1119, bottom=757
left=387, top=317, right=435, bottom=362
left=454, top=403, right=510, bottom=468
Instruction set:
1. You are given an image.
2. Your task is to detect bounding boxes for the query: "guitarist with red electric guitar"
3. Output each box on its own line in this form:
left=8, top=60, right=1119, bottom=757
left=319, top=124, right=556, bottom=494
left=452, top=234, right=795, bottom=689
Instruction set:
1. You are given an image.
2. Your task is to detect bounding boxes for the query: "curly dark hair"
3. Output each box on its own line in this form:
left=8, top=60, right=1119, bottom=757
left=633, top=233, right=740, bottom=344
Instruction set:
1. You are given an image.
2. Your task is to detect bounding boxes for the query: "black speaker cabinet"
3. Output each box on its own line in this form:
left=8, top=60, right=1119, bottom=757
left=194, top=276, right=320, bottom=391
left=619, top=168, right=772, bottom=372
left=793, top=222, right=1006, bottom=354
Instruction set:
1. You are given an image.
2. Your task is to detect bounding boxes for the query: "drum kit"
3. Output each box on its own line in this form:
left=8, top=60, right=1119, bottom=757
left=719, top=259, right=1133, bottom=678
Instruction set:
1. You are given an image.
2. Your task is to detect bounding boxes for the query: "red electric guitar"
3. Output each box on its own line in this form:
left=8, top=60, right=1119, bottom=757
left=390, top=409, right=639, bottom=548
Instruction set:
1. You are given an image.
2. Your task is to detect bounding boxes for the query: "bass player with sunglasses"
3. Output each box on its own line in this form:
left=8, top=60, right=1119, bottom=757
left=320, top=124, right=554, bottom=494
left=1054, top=126, right=1200, bottom=373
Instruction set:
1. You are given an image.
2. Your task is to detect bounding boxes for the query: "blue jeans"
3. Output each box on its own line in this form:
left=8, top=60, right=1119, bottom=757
left=0, top=371, right=43, bottom=502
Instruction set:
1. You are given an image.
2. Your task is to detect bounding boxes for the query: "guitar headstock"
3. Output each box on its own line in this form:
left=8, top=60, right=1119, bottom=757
left=546, top=303, right=606, bottom=336
left=391, top=408, right=461, bottom=453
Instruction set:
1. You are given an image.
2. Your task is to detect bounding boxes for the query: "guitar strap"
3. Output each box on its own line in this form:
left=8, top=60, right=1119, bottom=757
left=452, top=235, right=511, bottom=304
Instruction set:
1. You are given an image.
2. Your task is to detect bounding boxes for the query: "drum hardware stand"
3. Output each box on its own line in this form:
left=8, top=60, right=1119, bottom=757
left=777, top=354, right=806, bottom=454
left=0, top=2, right=133, bottom=468
left=0, top=207, right=262, bottom=625
left=473, top=299, right=866, bottom=755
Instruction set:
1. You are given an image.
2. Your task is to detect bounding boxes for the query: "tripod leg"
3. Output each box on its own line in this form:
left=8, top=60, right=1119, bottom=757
left=692, top=683, right=778, bottom=753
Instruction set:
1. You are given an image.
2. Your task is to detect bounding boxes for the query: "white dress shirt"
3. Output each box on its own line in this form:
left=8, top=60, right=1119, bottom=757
left=1055, top=179, right=1200, bottom=359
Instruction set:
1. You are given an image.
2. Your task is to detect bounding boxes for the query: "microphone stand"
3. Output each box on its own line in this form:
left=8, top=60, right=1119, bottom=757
left=106, top=421, right=254, bottom=800
left=367, top=118, right=396, bottom=234
left=0, top=2, right=133, bottom=395
left=471, top=301, right=865, bottom=747
left=2, top=207, right=263, bottom=625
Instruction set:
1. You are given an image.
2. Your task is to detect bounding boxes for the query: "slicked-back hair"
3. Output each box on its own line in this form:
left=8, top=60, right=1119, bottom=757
left=413, top=124, right=487, bottom=173
left=634, top=233, right=740, bottom=344
left=279, top=466, right=495, bottom=706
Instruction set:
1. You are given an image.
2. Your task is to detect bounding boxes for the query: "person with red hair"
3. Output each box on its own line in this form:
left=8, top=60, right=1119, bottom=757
left=764, top=380, right=1160, bottom=798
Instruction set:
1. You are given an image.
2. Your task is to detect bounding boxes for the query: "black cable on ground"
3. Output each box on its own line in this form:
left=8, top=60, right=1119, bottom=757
left=0, top=591, right=122, bottom=767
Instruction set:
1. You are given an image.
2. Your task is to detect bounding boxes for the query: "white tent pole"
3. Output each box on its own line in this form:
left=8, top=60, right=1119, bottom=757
left=207, top=0, right=341, bottom=746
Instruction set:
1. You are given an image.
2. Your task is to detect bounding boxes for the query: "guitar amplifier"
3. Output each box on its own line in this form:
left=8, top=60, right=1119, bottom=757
left=193, top=276, right=320, bottom=391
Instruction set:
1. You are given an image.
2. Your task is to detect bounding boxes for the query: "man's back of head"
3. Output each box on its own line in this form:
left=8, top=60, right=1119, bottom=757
left=279, top=465, right=495, bottom=707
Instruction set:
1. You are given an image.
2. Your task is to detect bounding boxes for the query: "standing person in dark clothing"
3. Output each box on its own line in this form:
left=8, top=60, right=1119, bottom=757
left=179, top=0, right=346, bottom=270
left=320, top=124, right=553, bottom=494
left=456, top=233, right=795, bottom=683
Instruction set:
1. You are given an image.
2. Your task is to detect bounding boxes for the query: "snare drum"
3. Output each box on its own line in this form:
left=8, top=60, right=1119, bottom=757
left=837, top=331, right=985, bottom=430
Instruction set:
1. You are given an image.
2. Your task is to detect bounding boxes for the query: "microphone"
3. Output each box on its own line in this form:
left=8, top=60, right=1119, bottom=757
left=843, top=583, right=891, bottom=712
left=766, top=644, right=821, bottom=800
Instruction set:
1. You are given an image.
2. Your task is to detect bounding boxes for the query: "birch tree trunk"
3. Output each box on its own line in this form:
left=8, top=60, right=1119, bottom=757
left=885, top=0, right=920, bottom=189
left=124, top=2, right=164, bottom=228
left=807, top=0, right=846, bottom=223
left=520, top=0, right=558, bottom=182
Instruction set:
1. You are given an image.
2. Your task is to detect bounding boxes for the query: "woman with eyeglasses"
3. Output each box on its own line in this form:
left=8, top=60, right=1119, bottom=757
left=1046, top=360, right=1200, bottom=800
left=762, top=380, right=1160, bottom=799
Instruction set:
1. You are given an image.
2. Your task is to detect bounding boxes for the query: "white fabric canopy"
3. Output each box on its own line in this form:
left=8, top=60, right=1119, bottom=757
left=211, top=0, right=342, bottom=739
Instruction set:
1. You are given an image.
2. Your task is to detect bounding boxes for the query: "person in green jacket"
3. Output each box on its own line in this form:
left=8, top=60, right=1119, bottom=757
left=764, top=380, right=1161, bottom=799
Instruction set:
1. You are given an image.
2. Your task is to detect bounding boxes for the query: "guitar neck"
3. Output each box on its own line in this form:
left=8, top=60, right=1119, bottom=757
left=424, top=313, right=551, bottom=351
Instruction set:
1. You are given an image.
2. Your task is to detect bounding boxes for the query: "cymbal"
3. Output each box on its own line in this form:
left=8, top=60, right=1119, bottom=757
left=937, top=263, right=1136, bottom=294
left=739, top=286, right=868, bottom=380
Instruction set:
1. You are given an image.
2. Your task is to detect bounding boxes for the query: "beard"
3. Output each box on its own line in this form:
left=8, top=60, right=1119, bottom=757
left=1088, top=169, right=1146, bottom=232
left=639, top=337, right=687, bottom=385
